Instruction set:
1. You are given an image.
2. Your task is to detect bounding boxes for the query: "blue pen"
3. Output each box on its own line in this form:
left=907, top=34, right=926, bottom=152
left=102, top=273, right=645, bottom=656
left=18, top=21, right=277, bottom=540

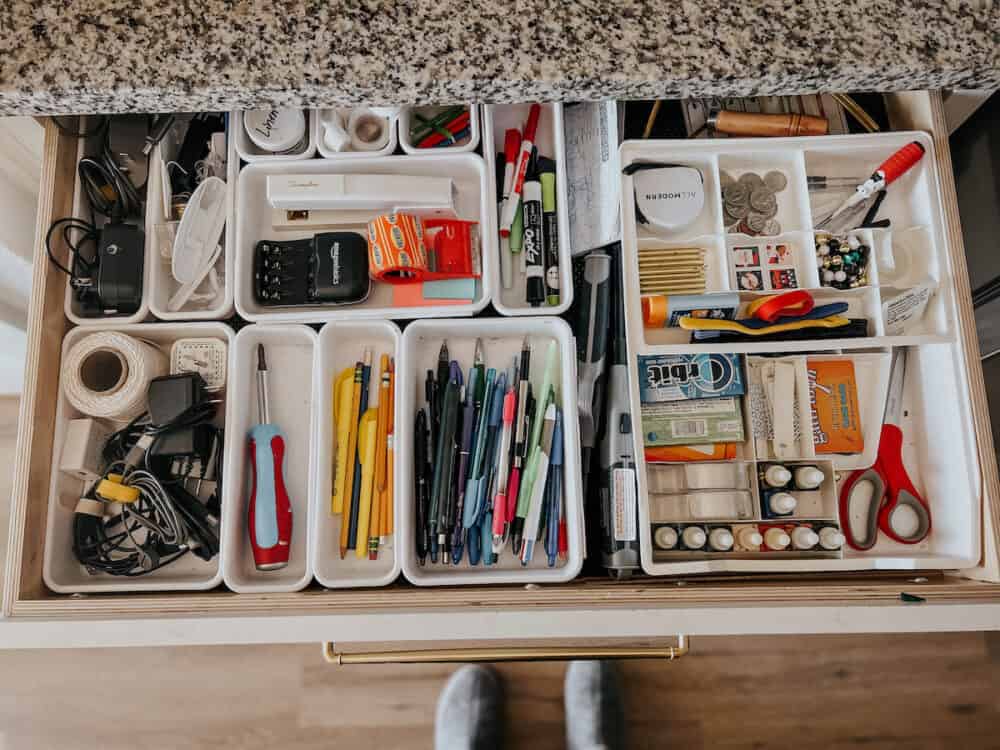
left=481, top=510, right=494, bottom=567
left=474, top=374, right=507, bottom=524
left=450, top=353, right=481, bottom=562
left=546, top=410, right=564, bottom=567
left=463, top=369, right=497, bottom=529
left=468, top=520, right=482, bottom=565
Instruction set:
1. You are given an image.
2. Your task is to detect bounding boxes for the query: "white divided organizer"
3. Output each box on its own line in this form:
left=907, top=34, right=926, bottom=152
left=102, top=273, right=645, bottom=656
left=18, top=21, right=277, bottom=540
left=43, top=322, right=232, bottom=593
left=398, top=317, right=584, bottom=586
left=64, top=121, right=154, bottom=326
left=147, top=119, right=237, bottom=320
left=483, top=103, right=574, bottom=316
left=316, top=108, right=399, bottom=159
left=222, top=324, right=317, bottom=593
left=234, top=154, right=494, bottom=322
left=621, top=132, right=954, bottom=354
left=399, top=105, right=481, bottom=154
left=619, top=132, right=981, bottom=576
left=312, top=320, right=401, bottom=588
left=233, top=110, right=318, bottom=162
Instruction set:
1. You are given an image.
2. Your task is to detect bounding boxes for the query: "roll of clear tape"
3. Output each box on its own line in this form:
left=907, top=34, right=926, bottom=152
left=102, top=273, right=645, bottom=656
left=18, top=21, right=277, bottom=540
left=62, top=332, right=169, bottom=421
left=348, top=108, right=390, bottom=151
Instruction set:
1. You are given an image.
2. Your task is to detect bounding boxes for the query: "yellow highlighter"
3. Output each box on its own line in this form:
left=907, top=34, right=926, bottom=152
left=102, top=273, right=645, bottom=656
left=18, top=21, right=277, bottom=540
left=331, top=367, right=355, bottom=515
left=354, top=409, right=379, bottom=558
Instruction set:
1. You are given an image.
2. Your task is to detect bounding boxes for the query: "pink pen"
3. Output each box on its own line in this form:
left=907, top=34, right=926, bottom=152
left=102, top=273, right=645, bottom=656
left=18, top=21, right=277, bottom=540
left=491, top=378, right=518, bottom=551
left=499, top=103, right=541, bottom=237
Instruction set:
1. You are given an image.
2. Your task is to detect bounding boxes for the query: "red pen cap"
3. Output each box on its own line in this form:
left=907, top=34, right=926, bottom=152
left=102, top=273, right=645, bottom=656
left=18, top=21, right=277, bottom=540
left=502, top=390, right=517, bottom=423
left=504, top=129, right=521, bottom=163
left=522, top=103, right=541, bottom=142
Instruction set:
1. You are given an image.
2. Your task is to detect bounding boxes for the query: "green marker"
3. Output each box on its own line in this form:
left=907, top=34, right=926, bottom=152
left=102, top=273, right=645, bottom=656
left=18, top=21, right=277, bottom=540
left=539, top=159, right=560, bottom=306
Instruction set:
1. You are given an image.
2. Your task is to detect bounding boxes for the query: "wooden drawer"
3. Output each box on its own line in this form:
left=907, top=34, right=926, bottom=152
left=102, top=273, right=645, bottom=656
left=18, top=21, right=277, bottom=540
left=3, top=91, right=1000, bottom=650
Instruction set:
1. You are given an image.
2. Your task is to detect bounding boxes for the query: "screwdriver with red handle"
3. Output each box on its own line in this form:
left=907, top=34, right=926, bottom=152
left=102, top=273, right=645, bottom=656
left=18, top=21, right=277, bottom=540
left=248, top=344, right=293, bottom=570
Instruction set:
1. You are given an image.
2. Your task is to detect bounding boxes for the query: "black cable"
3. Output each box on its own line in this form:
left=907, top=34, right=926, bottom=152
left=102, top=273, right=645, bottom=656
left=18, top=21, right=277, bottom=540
left=77, top=140, right=143, bottom=221
left=45, top=217, right=100, bottom=288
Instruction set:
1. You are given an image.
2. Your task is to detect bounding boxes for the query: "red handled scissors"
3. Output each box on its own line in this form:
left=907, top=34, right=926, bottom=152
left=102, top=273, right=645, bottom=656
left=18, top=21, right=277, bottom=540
left=838, top=348, right=931, bottom=550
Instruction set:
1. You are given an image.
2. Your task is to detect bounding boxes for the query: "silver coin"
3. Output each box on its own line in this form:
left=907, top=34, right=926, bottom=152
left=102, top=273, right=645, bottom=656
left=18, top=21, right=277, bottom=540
left=750, top=187, right=776, bottom=212
left=763, top=170, right=788, bottom=192
left=762, top=201, right=779, bottom=219
left=723, top=205, right=741, bottom=227
left=722, top=182, right=749, bottom=205
left=725, top=200, right=749, bottom=219
left=738, top=172, right=763, bottom=188
left=719, top=170, right=735, bottom=189
left=746, top=212, right=766, bottom=233
left=762, top=219, right=781, bottom=235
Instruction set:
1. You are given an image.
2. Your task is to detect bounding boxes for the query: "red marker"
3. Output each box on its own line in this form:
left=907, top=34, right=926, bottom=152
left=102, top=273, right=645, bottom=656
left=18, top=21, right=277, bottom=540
left=499, top=104, right=541, bottom=237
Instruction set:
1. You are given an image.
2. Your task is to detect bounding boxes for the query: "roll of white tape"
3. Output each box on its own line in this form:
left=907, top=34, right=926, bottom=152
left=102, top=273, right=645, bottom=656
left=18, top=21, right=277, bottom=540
left=62, top=332, right=169, bottom=421
left=348, top=109, right=390, bottom=152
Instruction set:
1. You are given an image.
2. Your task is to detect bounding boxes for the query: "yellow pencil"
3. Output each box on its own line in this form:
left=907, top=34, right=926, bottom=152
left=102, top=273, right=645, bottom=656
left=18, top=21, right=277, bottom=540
left=331, top=367, right=354, bottom=515
left=353, top=409, right=378, bottom=558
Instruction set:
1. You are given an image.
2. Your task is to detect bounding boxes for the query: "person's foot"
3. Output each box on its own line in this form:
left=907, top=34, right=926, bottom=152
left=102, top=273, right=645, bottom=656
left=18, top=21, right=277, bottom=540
left=564, top=660, right=626, bottom=750
left=434, top=664, right=504, bottom=750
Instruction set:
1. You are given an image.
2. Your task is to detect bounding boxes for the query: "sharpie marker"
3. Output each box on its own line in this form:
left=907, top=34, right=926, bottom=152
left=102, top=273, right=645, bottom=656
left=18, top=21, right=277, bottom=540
left=522, top=149, right=546, bottom=307
left=499, top=103, right=541, bottom=237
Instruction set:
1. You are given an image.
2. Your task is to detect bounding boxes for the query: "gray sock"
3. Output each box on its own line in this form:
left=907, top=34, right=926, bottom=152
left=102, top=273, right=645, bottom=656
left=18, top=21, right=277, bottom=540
left=434, top=665, right=504, bottom=750
left=564, top=660, right=626, bottom=750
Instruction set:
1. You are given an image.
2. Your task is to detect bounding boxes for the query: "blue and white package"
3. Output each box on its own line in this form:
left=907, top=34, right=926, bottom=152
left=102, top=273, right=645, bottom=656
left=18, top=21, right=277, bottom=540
left=638, top=353, right=745, bottom=403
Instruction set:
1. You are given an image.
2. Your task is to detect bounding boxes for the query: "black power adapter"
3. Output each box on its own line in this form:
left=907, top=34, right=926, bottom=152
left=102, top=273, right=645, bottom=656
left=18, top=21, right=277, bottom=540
left=94, top=223, right=144, bottom=315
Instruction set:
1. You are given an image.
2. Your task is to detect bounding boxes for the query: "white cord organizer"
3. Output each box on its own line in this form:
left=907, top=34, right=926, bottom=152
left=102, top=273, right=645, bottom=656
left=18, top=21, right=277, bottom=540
left=62, top=331, right=169, bottom=422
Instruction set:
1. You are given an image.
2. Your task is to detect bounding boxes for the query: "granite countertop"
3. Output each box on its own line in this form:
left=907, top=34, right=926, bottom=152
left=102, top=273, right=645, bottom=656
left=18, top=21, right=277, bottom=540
left=0, top=1, right=997, bottom=115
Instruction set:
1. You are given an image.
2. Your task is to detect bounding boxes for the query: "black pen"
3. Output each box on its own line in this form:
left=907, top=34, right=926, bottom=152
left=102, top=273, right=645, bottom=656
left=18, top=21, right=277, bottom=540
left=436, top=341, right=450, bottom=416
left=511, top=383, right=535, bottom=556
left=430, top=362, right=461, bottom=554
left=414, top=408, right=429, bottom=566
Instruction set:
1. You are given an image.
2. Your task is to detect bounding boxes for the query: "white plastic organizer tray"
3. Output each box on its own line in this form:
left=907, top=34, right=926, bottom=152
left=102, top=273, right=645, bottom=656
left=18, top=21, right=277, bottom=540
left=43, top=322, right=232, bottom=593
left=398, top=317, right=584, bottom=586
left=483, top=103, right=574, bottom=316
left=222, top=324, right=317, bottom=593
left=234, top=154, right=494, bottom=322
left=311, top=320, right=402, bottom=589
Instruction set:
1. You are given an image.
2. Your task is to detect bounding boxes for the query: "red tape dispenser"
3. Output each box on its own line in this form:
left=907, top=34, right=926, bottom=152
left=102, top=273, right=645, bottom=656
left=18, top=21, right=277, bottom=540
left=367, top=213, right=480, bottom=284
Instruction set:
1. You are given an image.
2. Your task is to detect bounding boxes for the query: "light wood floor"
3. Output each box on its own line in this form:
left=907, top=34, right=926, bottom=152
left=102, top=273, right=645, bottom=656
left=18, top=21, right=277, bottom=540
left=2, top=399, right=1000, bottom=748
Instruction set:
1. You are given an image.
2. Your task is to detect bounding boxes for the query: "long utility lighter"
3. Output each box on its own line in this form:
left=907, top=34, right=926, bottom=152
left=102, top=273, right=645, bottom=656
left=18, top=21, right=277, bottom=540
left=248, top=344, right=293, bottom=570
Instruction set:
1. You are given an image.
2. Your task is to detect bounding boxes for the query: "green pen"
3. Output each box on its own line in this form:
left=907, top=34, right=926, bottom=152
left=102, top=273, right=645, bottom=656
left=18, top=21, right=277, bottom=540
left=513, top=341, right=559, bottom=551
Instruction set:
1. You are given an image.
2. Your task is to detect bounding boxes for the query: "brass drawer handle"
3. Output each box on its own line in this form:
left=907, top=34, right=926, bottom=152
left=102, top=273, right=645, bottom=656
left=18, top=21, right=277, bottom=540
left=323, top=636, right=688, bottom=665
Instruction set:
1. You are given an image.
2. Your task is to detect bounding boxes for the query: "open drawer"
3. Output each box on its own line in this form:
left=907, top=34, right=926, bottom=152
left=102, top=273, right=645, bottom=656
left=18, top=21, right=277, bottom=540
left=3, top=92, right=1000, bottom=651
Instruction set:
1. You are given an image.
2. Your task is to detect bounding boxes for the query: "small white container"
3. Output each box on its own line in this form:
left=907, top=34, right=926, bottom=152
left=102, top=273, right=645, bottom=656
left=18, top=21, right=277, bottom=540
left=398, top=316, right=583, bottom=586
left=64, top=123, right=154, bottom=326
left=399, top=105, right=481, bottom=154
left=146, top=125, right=237, bottom=320
left=483, top=103, right=574, bottom=316
left=43, top=322, right=232, bottom=593
left=316, top=109, right=399, bottom=159
left=233, top=110, right=318, bottom=163
left=311, top=320, right=402, bottom=588
left=222, top=324, right=317, bottom=593
left=234, top=154, right=494, bottom=322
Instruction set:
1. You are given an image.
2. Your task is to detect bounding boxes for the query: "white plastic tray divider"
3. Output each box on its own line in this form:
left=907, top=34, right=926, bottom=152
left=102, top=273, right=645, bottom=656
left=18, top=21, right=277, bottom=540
left=482, top=103, right=575, bottom=316
left=843, top=343, right=981, bottom=566
left=398, top=316, right=584, bottom=586
left=42, top=322, right=232, bottom=593
left=719, top=148, right=812, bottom=237
left=315, top=109, right=399, bottom=159
left=65, top=126, right=154, bottom=326
left=146, top=131, right=237, bottom=321
left=399, top=105, right=481, bottom=155
left=233, top=153, right=494, bottom=323
left=311, top=320, right=402, bottom=588
left=232, top=110, right=318, bottom=163
left=222, top=324, right=317, bottom=593
left=726, top=230, right=820, bottom=292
